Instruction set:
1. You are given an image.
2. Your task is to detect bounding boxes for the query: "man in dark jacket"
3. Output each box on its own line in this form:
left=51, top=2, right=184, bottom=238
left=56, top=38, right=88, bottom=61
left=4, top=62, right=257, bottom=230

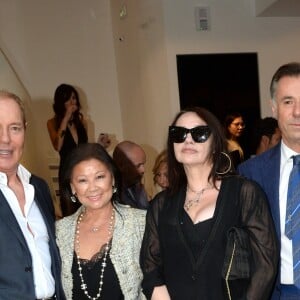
left=0, top=90, right=65, bottom=300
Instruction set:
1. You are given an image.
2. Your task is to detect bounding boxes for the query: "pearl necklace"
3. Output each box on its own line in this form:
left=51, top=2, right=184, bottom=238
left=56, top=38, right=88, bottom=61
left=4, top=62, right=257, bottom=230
left=184, top=184, right=213, bottom=211
left=75, top=208, right=115, bottom=300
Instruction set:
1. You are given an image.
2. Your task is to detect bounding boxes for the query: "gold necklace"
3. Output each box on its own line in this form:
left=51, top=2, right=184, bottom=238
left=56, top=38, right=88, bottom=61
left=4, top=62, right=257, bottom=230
left=75, top=208, right=115, bottom=299
left=184, top=184, right=213, bottom=211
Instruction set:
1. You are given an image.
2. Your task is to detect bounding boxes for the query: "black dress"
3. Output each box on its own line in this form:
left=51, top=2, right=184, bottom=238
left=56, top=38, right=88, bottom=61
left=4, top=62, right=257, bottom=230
left=72, top=246, right=124, bottom=300
left=59, top=122, right=87, bottom=216
left=140, top=175, right=279, bottom=300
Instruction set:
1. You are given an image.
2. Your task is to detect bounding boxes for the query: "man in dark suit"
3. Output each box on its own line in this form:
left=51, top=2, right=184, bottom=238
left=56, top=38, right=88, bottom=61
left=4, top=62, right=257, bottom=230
left=238, top=62, right=300, bottom=299
left=0, top=91, right=65, bottom=300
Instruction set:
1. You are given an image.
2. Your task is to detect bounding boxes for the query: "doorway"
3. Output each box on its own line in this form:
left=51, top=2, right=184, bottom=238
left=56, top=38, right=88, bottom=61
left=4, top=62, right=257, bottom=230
left=177, top=52, right=261, bottom=159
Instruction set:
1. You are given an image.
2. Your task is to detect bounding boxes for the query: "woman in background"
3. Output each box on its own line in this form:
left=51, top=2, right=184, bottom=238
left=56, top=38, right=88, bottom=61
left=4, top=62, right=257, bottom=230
left=140, top=107, right=278, bottom=300
left=47, top=83, right=88, bottom=216
left=56, top=143, right=145, bottom=299
left=152, top=150, right=168, bottom=196
left=224, top=112, right=245, bottom=168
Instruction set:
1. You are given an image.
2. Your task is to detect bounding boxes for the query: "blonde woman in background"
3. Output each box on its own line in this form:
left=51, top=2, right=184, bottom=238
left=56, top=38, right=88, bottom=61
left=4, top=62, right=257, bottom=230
left=152, top=150, right=169, bottom=197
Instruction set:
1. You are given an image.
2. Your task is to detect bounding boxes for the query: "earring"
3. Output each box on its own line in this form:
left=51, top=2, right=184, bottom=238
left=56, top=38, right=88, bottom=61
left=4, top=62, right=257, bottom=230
left=70, top=194, right=77, bottom=203
left=112, top=186, right=117, bottom=194
left=216, top=152, right=232, bottom=175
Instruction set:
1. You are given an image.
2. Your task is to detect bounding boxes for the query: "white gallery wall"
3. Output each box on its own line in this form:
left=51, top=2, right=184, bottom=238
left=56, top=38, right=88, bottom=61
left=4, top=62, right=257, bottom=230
left=0, top=0, right=122, bottom=191
left=1, top=0, right=300, bottom=196
left=161, top=0, right=300, bottom=117
left=0, top=49, right=38, bottom=172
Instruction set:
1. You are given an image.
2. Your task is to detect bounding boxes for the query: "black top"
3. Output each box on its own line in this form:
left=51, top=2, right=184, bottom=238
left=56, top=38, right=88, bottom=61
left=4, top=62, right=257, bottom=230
left=229, top=149, right=243, bottom=170
left=58, top=123, right=87, bottom=216
left=181, top=210, right=214, bottom=260
left=122, top=183, right=149, bottom=210
left=140, top=175, right=279, bottom=300
left=59, top=122, right=88, bottom=169
left=72, top=246, right=124, bottom=300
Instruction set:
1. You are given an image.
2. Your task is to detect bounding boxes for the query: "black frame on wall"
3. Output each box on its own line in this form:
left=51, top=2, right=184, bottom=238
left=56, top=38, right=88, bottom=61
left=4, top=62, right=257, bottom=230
left=176, top=52, right=261, bottom=158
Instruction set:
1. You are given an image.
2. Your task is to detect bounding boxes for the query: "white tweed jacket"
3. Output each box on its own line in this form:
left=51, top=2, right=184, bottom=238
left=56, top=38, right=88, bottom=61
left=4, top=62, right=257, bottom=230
left=56, top=203, right=146, bottom=300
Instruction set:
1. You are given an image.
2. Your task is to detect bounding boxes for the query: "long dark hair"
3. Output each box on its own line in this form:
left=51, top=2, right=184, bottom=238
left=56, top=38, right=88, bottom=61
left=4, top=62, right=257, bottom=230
left=60, top=143, right=122, bottom=205
left=167, top=107, right=231, bottom=195
left=224, top=112, right=243, bottom=139
left=53, top=83, right=84, bottom=130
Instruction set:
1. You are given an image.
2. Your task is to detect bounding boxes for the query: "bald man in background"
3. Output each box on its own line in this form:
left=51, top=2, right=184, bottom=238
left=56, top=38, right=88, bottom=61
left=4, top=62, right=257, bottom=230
left=113, top=141, right=149, bottom=209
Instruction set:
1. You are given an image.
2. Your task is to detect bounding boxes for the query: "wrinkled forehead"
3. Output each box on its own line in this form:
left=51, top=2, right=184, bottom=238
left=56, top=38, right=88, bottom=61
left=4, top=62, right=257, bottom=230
left=272, top=75, right=300, bottom=100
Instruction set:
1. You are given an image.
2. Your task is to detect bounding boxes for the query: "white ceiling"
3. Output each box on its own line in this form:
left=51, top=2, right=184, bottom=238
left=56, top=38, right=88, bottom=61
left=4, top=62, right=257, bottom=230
left=256, top=0, right=300, bottom=17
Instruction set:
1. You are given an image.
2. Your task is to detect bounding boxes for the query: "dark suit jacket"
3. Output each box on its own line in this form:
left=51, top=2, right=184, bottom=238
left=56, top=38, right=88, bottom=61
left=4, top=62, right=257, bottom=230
left=238, top=143, right=281, bottom=300
left=0, top=174, right=66, bottom=300
left=122, top=183, right=149, bottom=210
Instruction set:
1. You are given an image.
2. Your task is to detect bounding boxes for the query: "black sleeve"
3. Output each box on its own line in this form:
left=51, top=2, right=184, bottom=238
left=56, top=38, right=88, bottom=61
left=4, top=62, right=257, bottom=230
left=140, top=191, right=167, bottom=299
left=240, top=180, right=279, bottom=300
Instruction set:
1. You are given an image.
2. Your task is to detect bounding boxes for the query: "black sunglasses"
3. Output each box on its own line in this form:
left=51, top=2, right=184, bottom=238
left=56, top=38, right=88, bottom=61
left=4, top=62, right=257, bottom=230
left=169, top=125, right=211, bottom=143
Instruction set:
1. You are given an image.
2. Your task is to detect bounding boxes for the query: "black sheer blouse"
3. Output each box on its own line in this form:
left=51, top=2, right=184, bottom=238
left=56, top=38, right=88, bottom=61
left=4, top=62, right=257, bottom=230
left=72, top=243, right=124, bottom=300
left=140, top=175, right=279, bottom=300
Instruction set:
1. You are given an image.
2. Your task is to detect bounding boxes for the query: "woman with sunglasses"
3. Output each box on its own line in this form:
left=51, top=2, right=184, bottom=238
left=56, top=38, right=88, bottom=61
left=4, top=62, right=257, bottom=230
left=140, top=107, right=278, bottom=300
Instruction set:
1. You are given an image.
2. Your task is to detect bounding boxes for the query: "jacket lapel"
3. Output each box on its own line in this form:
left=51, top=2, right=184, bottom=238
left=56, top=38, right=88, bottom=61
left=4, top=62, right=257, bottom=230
left=261, top=144, right=281, bottom=238
left=0, top=190, right=29, bottom=251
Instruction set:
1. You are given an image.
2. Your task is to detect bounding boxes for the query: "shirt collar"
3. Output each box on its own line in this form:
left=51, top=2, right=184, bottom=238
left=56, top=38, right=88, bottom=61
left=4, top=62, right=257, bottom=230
left=281, top=140, right=300, bottom=164
left=0, top=164, right=31, bottom=186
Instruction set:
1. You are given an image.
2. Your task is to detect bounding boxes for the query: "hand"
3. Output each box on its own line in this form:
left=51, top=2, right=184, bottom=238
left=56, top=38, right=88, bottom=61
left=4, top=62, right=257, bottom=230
left=97, top=133, right=111, bottom=149
left=65, top=101, right=78, bottom=120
